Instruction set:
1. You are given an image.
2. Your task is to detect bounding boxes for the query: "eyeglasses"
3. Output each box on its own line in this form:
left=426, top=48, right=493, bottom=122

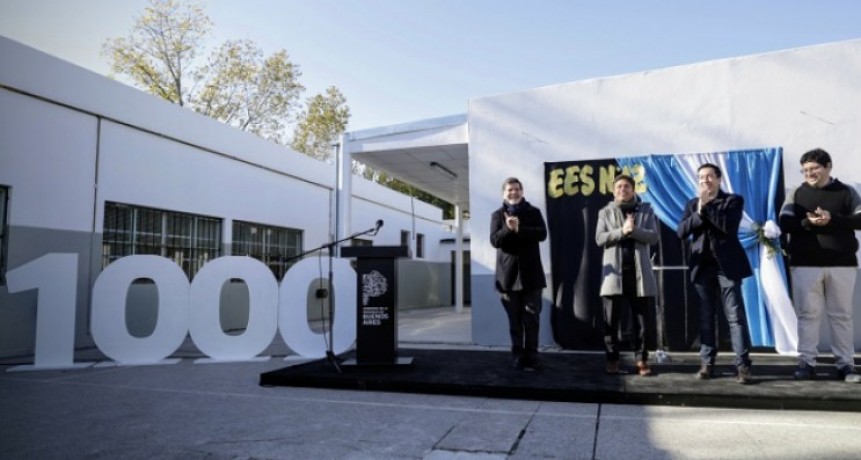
left=800, top=165, right=822, bottom=175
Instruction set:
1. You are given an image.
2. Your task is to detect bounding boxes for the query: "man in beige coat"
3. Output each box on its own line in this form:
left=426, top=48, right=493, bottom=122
left=596, top=174, right=659, bottom=376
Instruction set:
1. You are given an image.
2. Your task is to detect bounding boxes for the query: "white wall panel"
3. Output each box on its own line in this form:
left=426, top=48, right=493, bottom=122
left=96, top=122, right=332, bottom=249
left=0, top=89, right=97, bottom=231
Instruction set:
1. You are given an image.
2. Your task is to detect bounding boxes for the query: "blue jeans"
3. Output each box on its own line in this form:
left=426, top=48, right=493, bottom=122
left=693, top=263, right=752, bottom=367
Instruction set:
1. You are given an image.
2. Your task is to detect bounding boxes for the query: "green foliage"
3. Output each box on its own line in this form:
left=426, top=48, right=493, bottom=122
left=102, top=0, right=210, bottom=106
left=291, top=87, right=351, bottom=161
left=193, top=41, right=304, bottom=143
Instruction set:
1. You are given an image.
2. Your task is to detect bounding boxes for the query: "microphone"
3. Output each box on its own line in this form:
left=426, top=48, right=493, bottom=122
left=373, top=219, right=384, bottom=236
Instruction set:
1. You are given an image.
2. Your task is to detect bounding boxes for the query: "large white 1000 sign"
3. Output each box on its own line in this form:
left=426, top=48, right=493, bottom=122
left=6, top=254, right=357, bottom=371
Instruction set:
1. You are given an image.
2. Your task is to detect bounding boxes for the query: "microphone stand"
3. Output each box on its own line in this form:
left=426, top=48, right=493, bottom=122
left=285, top=222, right=381, bottom=373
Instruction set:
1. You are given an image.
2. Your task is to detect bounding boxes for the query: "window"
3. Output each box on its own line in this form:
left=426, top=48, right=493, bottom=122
left=416, top=233, right=425, bottom=258
left=232, top=220, right=303, bottom=280
left=102, top=202, right=222, bottom=279
left=400, top=230, right=412, bottom=257
left=0, top=186, right=8, bottom=283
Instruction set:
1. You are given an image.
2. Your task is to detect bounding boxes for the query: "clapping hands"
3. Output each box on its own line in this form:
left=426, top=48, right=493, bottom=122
left=806, top=207, right=831, bottom=226
left=504, top=213, right=520, bottom=232
left=622, top=213, right=635, bottom=235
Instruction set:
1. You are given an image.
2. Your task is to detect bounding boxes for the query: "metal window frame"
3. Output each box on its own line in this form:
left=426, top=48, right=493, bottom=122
left=102, top=202, right=223, bottom=279
left=231, top=220, right=303, bottom=280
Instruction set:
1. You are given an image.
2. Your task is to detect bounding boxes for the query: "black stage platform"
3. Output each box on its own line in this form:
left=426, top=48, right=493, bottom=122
left=260, top=348, right=861, bottom=412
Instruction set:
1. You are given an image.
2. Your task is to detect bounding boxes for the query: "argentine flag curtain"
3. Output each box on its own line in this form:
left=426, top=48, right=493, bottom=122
left=617, top=148, right=798, bottom=355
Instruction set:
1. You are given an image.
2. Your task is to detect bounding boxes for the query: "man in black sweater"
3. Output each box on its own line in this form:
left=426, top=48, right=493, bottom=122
left=779, top=148, right=861, bottom=383
left=490, top=177, right=547, bottom=371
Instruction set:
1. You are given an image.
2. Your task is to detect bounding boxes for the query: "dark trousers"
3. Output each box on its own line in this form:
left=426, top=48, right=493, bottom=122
left=500, top=289, right=542, bottom=358
left=693, top=262, right=752, bottom=367
left=602, top=295, right=649, bottom=362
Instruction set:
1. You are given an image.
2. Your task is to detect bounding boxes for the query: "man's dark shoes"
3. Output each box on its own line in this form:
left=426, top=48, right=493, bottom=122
left=606, top=360, right=621, bottom=374
left=522, top=355, right=542, bottom=372
left=837, top=365, right=861, bottom=383
left=793, top=362, right=816, bottom=380
left=514, top=354, right=542, bottom=371
left=696, top=363, right=714, bottom=380
left=736, top=365, right=753, bottom=384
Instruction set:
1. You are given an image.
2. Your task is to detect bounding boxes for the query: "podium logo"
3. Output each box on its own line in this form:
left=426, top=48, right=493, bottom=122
left=361, top=270, right=388, bottom=306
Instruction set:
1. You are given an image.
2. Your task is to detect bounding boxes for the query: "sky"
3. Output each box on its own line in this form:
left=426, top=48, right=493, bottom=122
left=1, top=0, right=860, bottom=132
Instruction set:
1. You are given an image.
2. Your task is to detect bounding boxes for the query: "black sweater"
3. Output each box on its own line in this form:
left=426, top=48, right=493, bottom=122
left=778, top=179, right=861, bottom=266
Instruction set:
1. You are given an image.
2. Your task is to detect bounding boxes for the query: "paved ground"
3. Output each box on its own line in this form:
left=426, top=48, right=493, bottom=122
left=3, top=306, right=861, bottom=459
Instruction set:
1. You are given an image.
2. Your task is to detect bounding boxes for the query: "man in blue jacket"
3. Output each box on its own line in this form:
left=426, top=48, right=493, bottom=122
left=677, top=163, right=753, bottom=384
left=490, top=177, right=547, bottom=371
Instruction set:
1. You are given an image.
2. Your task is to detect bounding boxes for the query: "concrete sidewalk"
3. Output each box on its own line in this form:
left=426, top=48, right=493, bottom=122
left=3, top=306, right=861, bottom=459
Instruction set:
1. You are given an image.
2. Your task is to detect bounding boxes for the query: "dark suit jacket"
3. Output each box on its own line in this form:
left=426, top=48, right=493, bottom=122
left=676, top=190, right=752, bottom=282
left=490, top=200, right=548, bottom=292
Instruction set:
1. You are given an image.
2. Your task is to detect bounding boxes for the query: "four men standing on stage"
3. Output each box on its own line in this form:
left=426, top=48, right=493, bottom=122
left=491, top=150, right=859, bottom=381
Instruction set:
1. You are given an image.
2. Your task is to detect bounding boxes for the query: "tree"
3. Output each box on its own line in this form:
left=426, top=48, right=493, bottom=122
left=101, top=0, right=210, bottom=107
left=194, top=40, right=303, bottom=143
left=291, top=87, right=351, bottom=162
left=102, top=0, right=344, bottom=146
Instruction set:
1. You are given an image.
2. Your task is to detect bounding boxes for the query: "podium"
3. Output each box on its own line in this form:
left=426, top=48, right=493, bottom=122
left=340, top=245, right=413, bottom=366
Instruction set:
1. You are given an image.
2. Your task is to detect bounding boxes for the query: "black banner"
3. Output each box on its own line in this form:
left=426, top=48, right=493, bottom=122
left=545, top=159, right=620, bottom=349
left=544, top=159, right=697, bottom=351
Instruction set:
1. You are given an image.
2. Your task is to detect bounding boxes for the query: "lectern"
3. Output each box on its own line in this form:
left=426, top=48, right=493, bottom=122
left=340, top=245, right=413, bottom=366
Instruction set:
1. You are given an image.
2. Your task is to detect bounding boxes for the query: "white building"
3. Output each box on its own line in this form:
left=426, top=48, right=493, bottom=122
left=0, top=36, right=454, bottom=359
left=4, top=35, right=861, bottom=360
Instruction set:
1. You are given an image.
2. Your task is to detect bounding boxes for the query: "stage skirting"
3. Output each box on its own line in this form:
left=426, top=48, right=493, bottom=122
left=260, top=348, right=861, bottom=412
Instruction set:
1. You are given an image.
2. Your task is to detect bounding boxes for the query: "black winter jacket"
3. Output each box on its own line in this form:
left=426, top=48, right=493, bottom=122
left=677, top=190, right=753, bottom=282
left=490, top=200, right=548, bottom=292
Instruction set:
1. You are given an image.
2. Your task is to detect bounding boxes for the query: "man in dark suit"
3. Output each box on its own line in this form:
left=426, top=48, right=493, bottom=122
left=677, top=163, right=753, bottom=384
left=490, top=177, right=547, bottom=371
